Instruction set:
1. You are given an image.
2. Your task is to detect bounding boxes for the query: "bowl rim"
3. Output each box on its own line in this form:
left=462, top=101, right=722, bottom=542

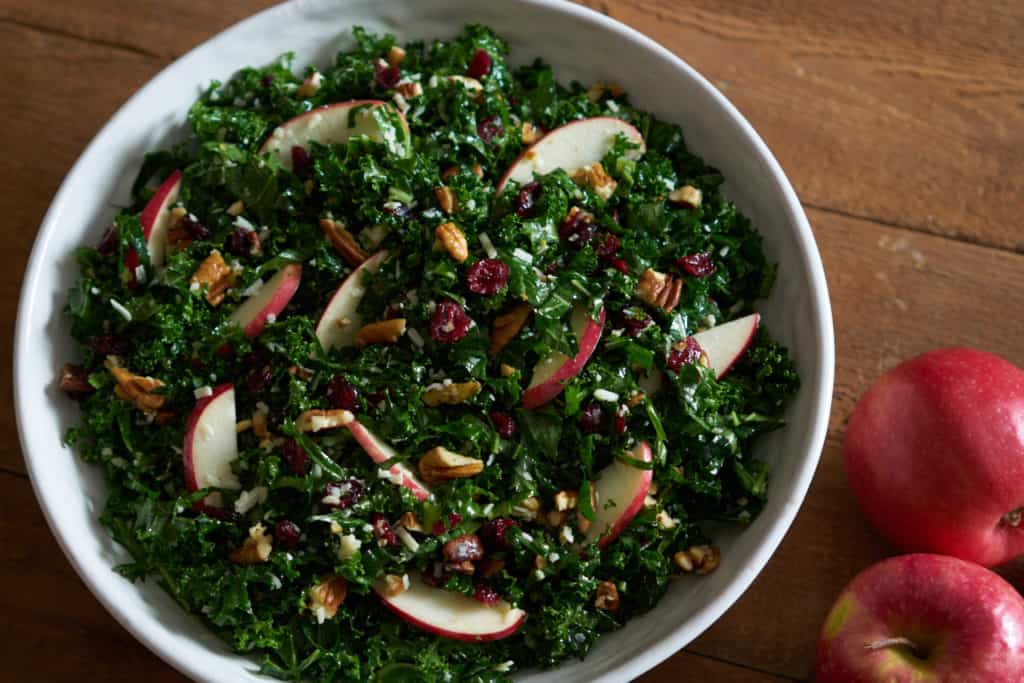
left=14, top=1, right=835, bottom=680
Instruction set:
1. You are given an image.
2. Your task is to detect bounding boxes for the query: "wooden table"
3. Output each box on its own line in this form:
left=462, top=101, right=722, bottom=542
left=1, top=1, right=1021, bottom=680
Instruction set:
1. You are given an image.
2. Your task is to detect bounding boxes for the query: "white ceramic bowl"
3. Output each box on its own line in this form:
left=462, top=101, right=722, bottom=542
left=14, top=1, right=834, bottom=680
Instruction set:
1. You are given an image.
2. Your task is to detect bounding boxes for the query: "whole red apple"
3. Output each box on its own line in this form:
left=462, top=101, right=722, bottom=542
left=844, top=348, right=1024, bottom=566
left=815, top=554, right=1024, bottom=682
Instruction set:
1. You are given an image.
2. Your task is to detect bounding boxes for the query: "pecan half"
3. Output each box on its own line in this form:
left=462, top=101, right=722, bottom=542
left=229, top=524, right=273, bottom=565
left=418, top=446, right=484, bottom=484
left=668, top=185, right=702, bottom=209
left=594, top=581, right=620, bottom=612
left=320, top=218, right=368, bottom=267
left=571, top=162, right=617, bottom=200
left=106, top=357, right=166, bottom=413
left=190, top=250, right=236, bottom=306
left=296, top=409, right=354, bottom=433
left=422, top=381, right=481, bottom=407
left=309, top=574, right=348, bottom=621
left=489, top=304, right=532, bottom=355
left=635, top=268, right=682, bottom=313
left=435, top=222, right=468, bottom=263
left=434, top=186, right=458, bottom=215
left=674, top=545, right=721, bottom=575
left=59, top=363, right=94, bottom=400
left=355, top=318, right=407, bottom=348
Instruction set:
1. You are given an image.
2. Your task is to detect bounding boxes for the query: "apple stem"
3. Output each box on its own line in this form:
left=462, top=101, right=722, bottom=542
left=864, top=637, right=925, bottom=659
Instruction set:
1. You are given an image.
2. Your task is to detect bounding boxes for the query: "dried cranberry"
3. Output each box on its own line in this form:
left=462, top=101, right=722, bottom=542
left=97, top=226, right=118, bottom=254
left=667, top=336, right=705, bottom=373
left=182, top=215, right=211, bottom=240
left=88, top=334, right=130, bottom=357
left=274, top=520, right=301, bottom=550
left=367, top=389, right=388, bottom=408
left=260, top=74, right=274, bottom=88
left=489, top=411, right=517, bottom=439
left=326, top=376, right=359, bottom=410
left=429, top=299, right=472, bottom=343
left=282, top=437, right=309, bottom=475
left=466, top=259, right=509, bottom=295
left=199, top=504, right=241, bottom=522
left=374, top=60, right=401, bottom=90
left=559, top=209, right=596, bottom=247
left=432, top=513, right=463, bottom=536
left=467, top=49, right=493, bottom=79
left=608, top=257, right=630, bottom=274
left=579, top=402, right=607, bottom=434
left=514, top=181, right=540, bottom=218
left=477, top=116, right=503, bottom=145
left=59, top=363, right=94, bottom=400
left=612, top=309, right=652, bottom=338
left=291, top=145, right=313, bottom=179
left=478, top=517, right=518, bottom=551
left=595, top=233, right=620, bottom=259
left=227, top=227, right=257, bottom=257
left=246, top=363, right=273, bottom=393
left=323, top=479, right=364, bottom=509
left=614, top=412, right=628, bottom=435
left=474, top=583, right=501, bottom=605
left=677, top=252, right=716, bottom=278
left=371, top=513, right=398, bottom=546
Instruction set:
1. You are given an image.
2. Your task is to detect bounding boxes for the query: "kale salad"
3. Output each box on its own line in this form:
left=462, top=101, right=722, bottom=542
left=60, top=25, right=798, bottom=682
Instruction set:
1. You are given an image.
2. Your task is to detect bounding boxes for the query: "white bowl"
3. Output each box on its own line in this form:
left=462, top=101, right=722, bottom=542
left=14, top=1, right=834, bottom=680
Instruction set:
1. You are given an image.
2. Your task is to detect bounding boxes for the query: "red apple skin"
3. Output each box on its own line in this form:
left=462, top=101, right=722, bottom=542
left=844, top=348, right=1024, bottom=567
left=182, top=382, right=235, bottom=494
left=521, top=307, right=606, bottom=409
left=126, top=169, right=182, bottom=285
left=344, top=420, right=431, bottom=502
left=374, top=579, right=526, bottom=642
left=237, top=263, right=303, bottom=338
left=815, top=554, right=1024, bottom=683
left=592, top=441, right=654, bottom=548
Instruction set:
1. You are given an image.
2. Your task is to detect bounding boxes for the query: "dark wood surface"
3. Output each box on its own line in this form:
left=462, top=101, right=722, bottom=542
left=2, top=1, right=1022, bottom=680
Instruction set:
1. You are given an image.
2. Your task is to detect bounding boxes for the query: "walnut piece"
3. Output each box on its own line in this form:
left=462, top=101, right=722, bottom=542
left=668, top=185, right=702, bottom=209
left=190, top=250, right=236, bottom=306
left=635, top=268, right=683, bottom=313
left=489, top=303, right=532, bottom=355
left=229, top=524, right=273, bottom=565
left=59, top=363, right=94, bottom=400
left=674, top=545, right=721, bottom=575
left=296, top=409, right=355, bottom=433
left=571, top=162, right=618, bottom=201
left=320, top=218, right=368, bottom=267
left=422, top=380, right=481, bottom=407
left=418, top=446, right=484, bottom=485
left=309, top=574, right=348, bottom=621
left=434, top=186, right=458, bottom=215
left=106, top=356, right=166, bottom=413
left=594, top=581, right=621, bottom=612
left=435, top=222, right=468, bottom=263
left=355, top=318, right=407, bottom=348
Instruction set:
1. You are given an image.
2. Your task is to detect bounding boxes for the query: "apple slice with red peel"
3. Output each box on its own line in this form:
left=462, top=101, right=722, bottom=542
left=522, top=305, right=605, bottom=409
left=229, top=263, right=302, bottom=338
left=315, top=251, right=389, bottom=351
left=374, top=572, right=525, bottom=642
left=183, top=384, right=240, bottom=501
left=126, top=169, right=182, bottom=283
left=691, top=313, right=760, bottom=379
left=261, top=100, right=411, bottom=170
left=496, top=117, right=645, bottom=193
left=344, top=419, right=431, bottom=502
left=585, top=441, right=653, bottom=548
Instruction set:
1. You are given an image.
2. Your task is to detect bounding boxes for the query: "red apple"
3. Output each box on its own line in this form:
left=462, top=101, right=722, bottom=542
left=844, top=348, right=1024, bottom=566
left=344, top=419, right=431, bottom=502
left=229, top=263, right=302, bottom=338
left=691, top=313, right=759, bottom=379
left=815, top=553, right=1024, bottom=683
left=126, top=169, right=182, bottom=284
left=585, top=441, right=653, bottom=547
left=522, top=305, right=605, bottom=409
left=374, top=572, right=525, bottom=642
left=183, top=384, right=240, bottom=500
left=315, top=250, right=389, bottom=351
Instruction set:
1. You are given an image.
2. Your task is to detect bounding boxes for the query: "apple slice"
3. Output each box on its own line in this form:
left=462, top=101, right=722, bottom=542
left=126, top=169, right=182, bottom=283
left=229, top=263, right=302, bottom=338
left=345, top=419, right=431, bottom=502
left=183, top=384, right=240, bottom=497
left=522, top=305, right=606, bottom=409
left=692, top=313, right=760, bottom=379
left=374, top=572, right=525, bottom=642
left=315, top=251, right=389, bottom=351
left=496, top=117, right=645, bottom=193
left=260, top=100, right=411, bottom=170
left=585, top=441, right=653, bottom=548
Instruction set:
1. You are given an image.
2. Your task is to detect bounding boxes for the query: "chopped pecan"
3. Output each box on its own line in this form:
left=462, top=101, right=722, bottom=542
left=422, top=380, right=481, bottom=407
left=106, top=357, right=166, bottom=413
left=635, top=268, right=683, bottom=313
left=572, top=162, right=618, bottom=201
left=287, top=365, right=313, bottom=380
left=594, top=581, right=620, bottom=612
left=512, top=496, right=541, bottom=521
left=398, top=512, right=423, bottom=533
left=252, top=408, right=270, bottom=439
left=434, top=186, right=458, bottom=215
left=396, top=81, right=423, bottom=99
left=553, top=490, right=579, bottom=512
left=190, top=250, right=236, bottom=306
left=521, top=121, right=543, bottom=145
left=418, top=446, right=484, bottom=484
left=627, top=392, right=646, bottom=408
left=320, top=218, right=368, bottom=267
left=472, top=163, right=484, bottom=179
left=59, top=363, right=94, bottom=400
left=668, top=185, right=702, bottom=209
left=297, top=71, right=323, bottom=98
left=227, top=200, right=245, bottom=216
left=576, top=484, right=597, bottom=534
left=673, top=545, right=721, bottom=575
left=388, top=45, right=407, bottom=67
left=489, top=304, right=532, bottom=355
left=445, top=75, right=483, bottom=96
left=586, top=82, right=625, bottom=102
left=443, top=534, right=484, bottom=574
left=309, top=574, right=348, bottom=621
left=229, top=524, right=273, bottom=565
left=296, top=409, right=354, bottom=433
left=435, top=222, right=468, bottom=263
left=499, top=363, right=518, bottom=377
left=355, top=318, right=407, bottom=348
left=381, top=573, right=408, bottom=597
left=166, top=207, right=191, bottom=253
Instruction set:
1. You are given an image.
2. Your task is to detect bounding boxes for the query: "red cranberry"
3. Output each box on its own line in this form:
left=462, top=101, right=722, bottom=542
left=559, top=209, right=596, bottom=247
left=323, top=479, right=364, bottom=509
left=579, top=402, right=607, bottom=434
left=274, top=520, right=301, bottom=550
left=677, top=252, right=716, bottom=278
left=429, top=299, right=472, bottom=343
left=477, top=116, right=503, bottom=144
left=282, top=438, right=309, bottom=475
left=246, top=364, right=273, bottom=393
left=97, top=226, right=118, bottom=254
left=612, top=309, right=652, bottom=338
left=371, top=513, right=398, bottom=546
left=489, top=411, right=517, bottom=439
left=291, top=145, right=313, bottom=179
left=181, top=215, right=210, bottom=240
left=478, top=517, right=517, bottom=550
left=614, top=412, right=628, bottom=435
left=474, top=583, right=501, bottom=605
left=88, top=334, right=130, bottom=357
left=200, top=505, right=241, bottom=522
left=608, top=257, right=630, bottom=274
left=432, top=513, right=463, bottom=535
left=595, top=233, right=620, bottom=259
left=227, top=227, right=258, bottom=257
left=374, top=60, right=401, bottom=89
left=466, top=259, right=509, bottom=295
left=326, top=376, right=359, bottom=410
left=59, top=364, right=94, bottom=400
left=514, top=181, right=540, bottom=218
left=467, top=49, right=492, bottom=79
left=667, top=336, right=705, bottom=372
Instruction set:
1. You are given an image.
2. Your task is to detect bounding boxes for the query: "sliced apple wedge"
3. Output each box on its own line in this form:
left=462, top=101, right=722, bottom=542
left=345, top=419, right=431, bottom=502
left=374, top=572, right=525, bottom=642
left=585, top=441, right=653, bottom=548
left=183, top=384, right=240, bottom=498
left=692, top=313, right=760, bottom=379
left=315, top=251, right=389, bottom=351
left=496, top=117, right=645, bottom=192
left=229, top=263, right=302, bottom=338
left=522, top=305, right=605, bottom=409
left=126, top=169, right=182, bottom=283
left=261, top=100, right=411, bottom=170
